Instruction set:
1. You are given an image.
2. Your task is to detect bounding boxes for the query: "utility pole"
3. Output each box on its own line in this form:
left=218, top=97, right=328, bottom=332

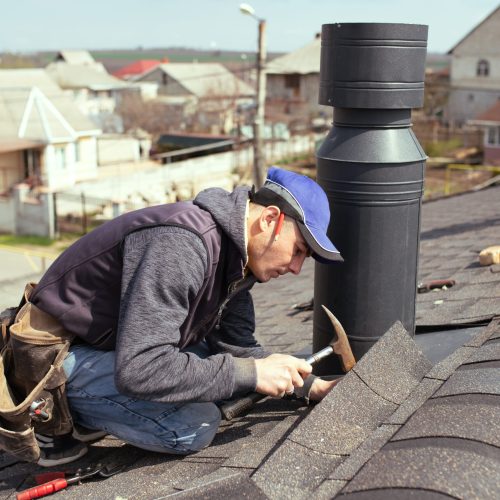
left=240, top=3, right=266, bottom=188
left=253, top=18, right=266, bottom=188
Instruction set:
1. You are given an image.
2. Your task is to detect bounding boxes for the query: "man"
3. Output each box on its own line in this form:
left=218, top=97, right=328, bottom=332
left=17, top=167, right=343, bottom=465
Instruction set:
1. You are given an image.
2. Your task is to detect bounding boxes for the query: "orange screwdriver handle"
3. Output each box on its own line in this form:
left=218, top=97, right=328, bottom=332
left=17, top=478, right=68, bottom=500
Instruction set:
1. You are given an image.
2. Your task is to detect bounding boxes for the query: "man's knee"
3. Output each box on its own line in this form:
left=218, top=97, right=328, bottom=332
left=160, top=402, right=221, bottom=454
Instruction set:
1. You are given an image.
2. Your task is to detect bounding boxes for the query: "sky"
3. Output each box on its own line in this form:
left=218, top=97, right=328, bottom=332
left=1, top=0, right=499, bottom=55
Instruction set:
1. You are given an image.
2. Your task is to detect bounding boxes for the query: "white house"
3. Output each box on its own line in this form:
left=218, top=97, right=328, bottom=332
left=0, top=69, right=101, bottom=193
left=46, top=51, right=135, bottom=131
left=447, top=6, right=500, bottom=125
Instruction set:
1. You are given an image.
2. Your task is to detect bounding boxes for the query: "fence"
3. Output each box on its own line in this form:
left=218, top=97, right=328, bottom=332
left=52, top=192, right=144, bottom=236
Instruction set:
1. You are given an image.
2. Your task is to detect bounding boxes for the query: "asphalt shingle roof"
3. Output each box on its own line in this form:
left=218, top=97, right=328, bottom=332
left=2, top=184, right=500, bottom=499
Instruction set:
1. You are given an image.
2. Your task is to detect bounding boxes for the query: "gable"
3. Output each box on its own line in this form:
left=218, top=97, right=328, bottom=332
left=449, top=6, right=500, bottom=56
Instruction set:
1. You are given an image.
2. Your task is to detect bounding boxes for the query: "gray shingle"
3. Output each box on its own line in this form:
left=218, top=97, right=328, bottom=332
left=312, top=479, right=347, bottom=499
left=223, top=412, right=304, bottom=469
left=385, top=378, right=443, bottom=424
left=164, top=472, right=268, bottom=499
left=328, top=425, right=401, bottom=481
left=432, top=367, right=500, bottom=397
left=463, top=342, right=500, bottom=364
left=336, top=488, right=465, bottom=499
left=351, top=322, right=432, bottom=404
left=252, top=439, right=343, bottom=500
left=342, top=439, right=500, bottom=499
left=425, top=346, right=476, bottom=380
left=464, top=318, right=500, bottom=346
left=391, top=394, right=500, bottom=447
left=288, top=371, right=398, bottom=455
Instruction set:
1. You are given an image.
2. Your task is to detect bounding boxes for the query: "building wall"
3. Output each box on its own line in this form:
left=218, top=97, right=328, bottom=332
left=448, top=8, right=500, bottom=124
left=484, top=146, right=500, bottom=165
left=0, top=151, right=24, bottom=193
left=266, top=73, right=327, bottom=116
left=140, top=69, right=190, bottom=96
left=97, top=136, right=140, bottom=165
left=447, top=88, right=500, bottom=125
left=0, top=185, right=54, bottom=237
left=0, top=195, right=15, bottom=232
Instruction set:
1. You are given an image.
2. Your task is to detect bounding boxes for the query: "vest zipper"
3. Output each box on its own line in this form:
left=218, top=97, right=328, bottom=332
left=214, top=277, right=245, bottom=330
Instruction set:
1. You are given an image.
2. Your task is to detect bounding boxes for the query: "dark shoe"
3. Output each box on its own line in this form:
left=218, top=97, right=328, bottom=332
left=36, top=433, right=88, bottom=467
left=72, top=424, right=107, bottom=443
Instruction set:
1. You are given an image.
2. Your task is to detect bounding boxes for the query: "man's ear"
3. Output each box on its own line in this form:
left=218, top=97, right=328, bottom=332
left=258, top=205, right=280, bottom=232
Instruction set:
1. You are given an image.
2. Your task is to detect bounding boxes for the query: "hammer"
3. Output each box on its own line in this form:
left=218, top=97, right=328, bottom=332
left=220, top=305, right=356, bottom=420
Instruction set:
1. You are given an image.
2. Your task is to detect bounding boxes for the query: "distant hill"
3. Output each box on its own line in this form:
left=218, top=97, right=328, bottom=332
left=5, top=47, right=284, bottom=73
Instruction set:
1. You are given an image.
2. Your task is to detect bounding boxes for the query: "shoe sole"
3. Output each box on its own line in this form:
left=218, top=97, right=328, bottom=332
left=37, top=444, right=88, bottom=467
left=72, top=428, right=108, bottom=443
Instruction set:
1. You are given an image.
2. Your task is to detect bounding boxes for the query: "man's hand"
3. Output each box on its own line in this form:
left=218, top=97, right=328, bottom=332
left=308, top=377, right=340, bottom=402
left=255, top=354, right=312, bottom=398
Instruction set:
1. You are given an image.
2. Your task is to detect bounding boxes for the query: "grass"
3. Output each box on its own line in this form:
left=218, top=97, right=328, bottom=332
left=0, top=234, right=54, bottom=246
left=423, top=138, right=463, bottom=158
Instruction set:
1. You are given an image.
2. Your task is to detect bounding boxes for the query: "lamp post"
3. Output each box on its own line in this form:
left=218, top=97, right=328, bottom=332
left=240, top=3, right=266, bottom=188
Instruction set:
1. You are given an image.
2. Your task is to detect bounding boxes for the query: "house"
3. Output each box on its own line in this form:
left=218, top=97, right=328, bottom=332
left=112, top=60, right=163, bottom=80
left=0, top=69, right=101, bottom=193
left=3, top=182, right=499, bottom=497
left=265, top=35, right=327, bottom=124
left=468, top=100, right=500, bottom=165
left=46, top=51, right=136, bottom=131
left=135, top=62, right=255, bottom=134
left=447, top=5, right=500, bottom=125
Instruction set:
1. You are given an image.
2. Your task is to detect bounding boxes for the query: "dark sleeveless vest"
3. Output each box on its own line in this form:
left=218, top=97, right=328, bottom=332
left=30, top=201, right=244, bottom=350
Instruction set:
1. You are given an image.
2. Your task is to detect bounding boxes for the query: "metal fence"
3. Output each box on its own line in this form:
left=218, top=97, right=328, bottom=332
left=52, top=192, right=144, bottom=236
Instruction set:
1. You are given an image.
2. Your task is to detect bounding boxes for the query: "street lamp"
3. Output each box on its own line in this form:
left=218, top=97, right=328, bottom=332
left=240, top=3, right=266, bottom=188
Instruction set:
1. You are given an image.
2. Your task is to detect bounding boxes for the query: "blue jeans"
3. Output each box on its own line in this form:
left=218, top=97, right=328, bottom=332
left=63, top=343, right=221, bottom=454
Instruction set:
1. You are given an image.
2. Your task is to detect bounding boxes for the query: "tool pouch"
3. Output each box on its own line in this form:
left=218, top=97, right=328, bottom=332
left=0, top=283, right=74, bottom=463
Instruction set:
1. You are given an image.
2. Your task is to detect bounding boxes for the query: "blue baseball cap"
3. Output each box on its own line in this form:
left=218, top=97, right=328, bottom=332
left=251, top=166, right=343, bottom=263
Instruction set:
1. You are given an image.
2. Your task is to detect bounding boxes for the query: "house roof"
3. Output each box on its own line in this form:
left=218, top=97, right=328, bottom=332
left=45, top=62, right=130, bottom=91
left=55, top=50, right=96, bottom=65
left=2, top=184, right=500, bottom=498
left=447, top=5, right=500, bottom=54
left=138, top=63, right=255, bottom=98
left=0, top=86, right=99, bottom=142
left=471, top=99, right=500, bottom=124
left=266, top=37, right=321, bottom=75
left=0, top=69, right=62, bottom=95
left=112, top=60, right=162, bottom=79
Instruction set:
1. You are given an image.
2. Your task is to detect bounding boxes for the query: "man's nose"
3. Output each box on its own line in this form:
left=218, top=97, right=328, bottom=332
left=289, top=255, right=305, bottom=275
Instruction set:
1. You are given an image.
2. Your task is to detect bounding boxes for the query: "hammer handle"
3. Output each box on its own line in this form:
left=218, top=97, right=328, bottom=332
left=220, top=392, right=266, bottom=420
left=220, top=346, right=334, bottom=420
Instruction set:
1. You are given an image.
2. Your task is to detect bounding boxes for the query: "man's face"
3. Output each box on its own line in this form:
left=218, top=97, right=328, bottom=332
left=247, top=208, right=310, bottom=283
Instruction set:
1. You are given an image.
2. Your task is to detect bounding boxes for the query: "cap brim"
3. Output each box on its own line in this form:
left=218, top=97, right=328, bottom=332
left=296, top=221, right=343, bottom=263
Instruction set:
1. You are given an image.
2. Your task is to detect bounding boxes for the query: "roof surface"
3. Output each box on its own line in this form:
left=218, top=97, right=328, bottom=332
left=266, top=37, right=321, bottom=75
left=139, top=63, right=255, bottom=98
left=113, top=60, right=162, bottom=79
left=473, top=99, right=500, bottom=123
left=45, top=62, right=129, bottom=91
left=0, top=87, right=99, bottom=141
left=56, top=51, right=96, bottom=65
left=2, top=184, right=500, bottom=499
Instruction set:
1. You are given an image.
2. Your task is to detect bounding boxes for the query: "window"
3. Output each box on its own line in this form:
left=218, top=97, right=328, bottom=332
left=54, top=146, right=66, bottom=169
left=477, top=59, right=489, bottom=77
left=486, top=126, right=500, bottom=146
left=74, top=141, right=81, bottom=162
left=285, top=74, right=300, bottom=89
left=162, top=73, right=168, bottom=86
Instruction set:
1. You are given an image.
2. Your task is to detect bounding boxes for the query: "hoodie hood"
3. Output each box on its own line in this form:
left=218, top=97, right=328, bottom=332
left=193, top=186, right=251, bottom=264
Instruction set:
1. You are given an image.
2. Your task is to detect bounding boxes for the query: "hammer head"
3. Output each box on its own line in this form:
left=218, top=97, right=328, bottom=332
left=321, top=305, right=356, bottom=372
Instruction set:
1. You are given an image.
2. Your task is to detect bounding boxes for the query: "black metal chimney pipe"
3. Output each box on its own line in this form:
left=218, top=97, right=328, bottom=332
left=313, top=23, right=428, bottom=375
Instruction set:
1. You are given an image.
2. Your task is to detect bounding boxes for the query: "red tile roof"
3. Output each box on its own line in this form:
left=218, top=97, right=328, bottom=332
left=112, top=60, right=164, bottom=79
left=475, top=100, right=500, bottom=122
